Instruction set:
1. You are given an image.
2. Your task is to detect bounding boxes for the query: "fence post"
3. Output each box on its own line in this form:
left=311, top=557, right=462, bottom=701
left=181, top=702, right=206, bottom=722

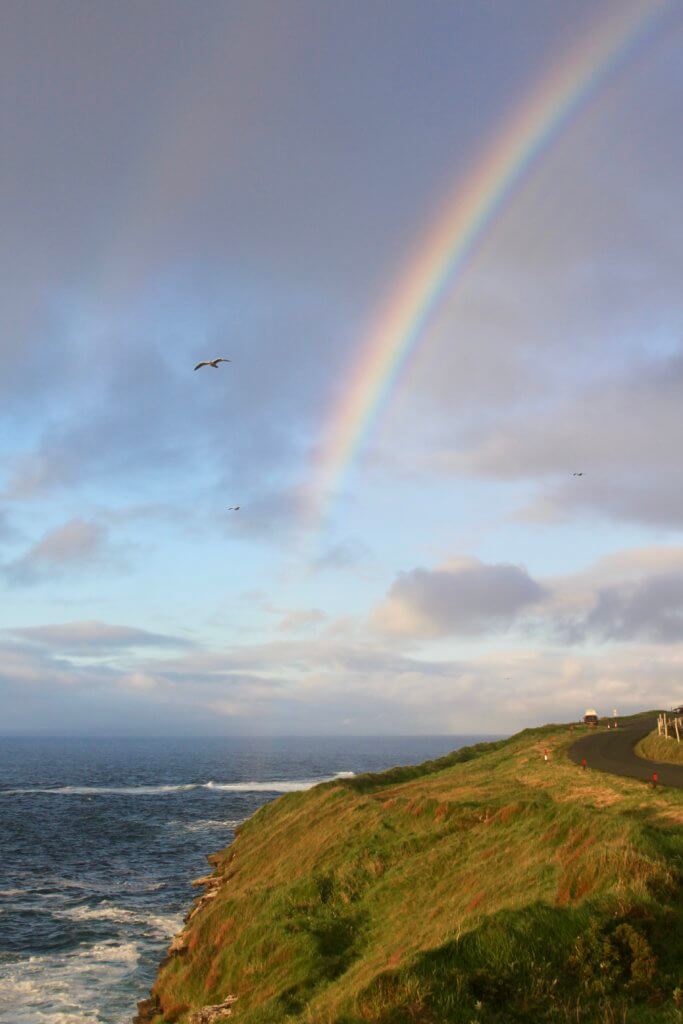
left=675, top=717, right=680, bottom=743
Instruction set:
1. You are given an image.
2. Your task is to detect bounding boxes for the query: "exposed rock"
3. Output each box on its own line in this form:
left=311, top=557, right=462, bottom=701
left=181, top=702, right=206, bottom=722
left=188, top=995, right=238, bottom=1022
left=185, top=888, right=218, bottom=926
left=166, top=931, right=189, bottom=956
left=132, top=995, right=160, bottom=1023
left=191, top=873, right=216, bottom=887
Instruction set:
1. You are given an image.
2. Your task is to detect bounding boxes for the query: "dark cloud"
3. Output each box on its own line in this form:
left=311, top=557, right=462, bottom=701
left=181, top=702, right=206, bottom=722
left=2, top=0, right=540, bottom=513
left=427, top=348, right=683, bottom=529
left=374, top=557, right=545, bottom=637
left=523, top=474, right=683, bottom=531
left=7, top=621, right=193, bottom=655
left=558, top=571, right=683, bottom=645
left=373, top=548, right=683, bottom=647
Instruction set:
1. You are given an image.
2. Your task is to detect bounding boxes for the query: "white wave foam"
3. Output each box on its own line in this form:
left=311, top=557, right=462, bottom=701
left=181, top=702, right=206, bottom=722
left=2, top=783, right=199, bottom=796
left=204, top=771, right=354, bottom=792
left=3, top=771, right=354, bottom=797
left=59, top=903, right=182, bottom=936
left=204, top=779, right=313, bottom=792
left=175, top=818, right=245, bottom=832
left=0, top=941, right=140, bottom=1024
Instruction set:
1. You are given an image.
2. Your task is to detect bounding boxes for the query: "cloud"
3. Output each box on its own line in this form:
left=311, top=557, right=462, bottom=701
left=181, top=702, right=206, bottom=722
left=0, top=618, right=679, bottom=735
left=277, top=609, right=327, bottom=633
left=373, top=557, right=545, bottom=638
left=311, top=539, right=370, bottom=572
left=578, top=574, right=683, bottom=643
left=3, top=518, right=114, bottom=584
left=425, top=352, right=683, bottom=529
left=371, top=546, right=683, bottom=647
left=546, top=548, right=683, bottom=645
left=212, top=482, right=317, bottom=541
left=0, top=508, right=20, bottom=546
left=7, top=621, right=193, bottom=655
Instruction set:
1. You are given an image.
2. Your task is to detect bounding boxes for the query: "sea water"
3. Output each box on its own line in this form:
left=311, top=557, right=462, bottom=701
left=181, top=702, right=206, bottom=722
left=0, top=735, right=489, bottom=1024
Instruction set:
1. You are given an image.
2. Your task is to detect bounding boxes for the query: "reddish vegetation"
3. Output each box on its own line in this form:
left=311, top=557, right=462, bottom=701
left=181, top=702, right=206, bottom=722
left=466, top=891, right=485, bottom=912
left=405, top=800, right=425, bottom=817
left=558, top=832, right=595, bottom=869
left=162, top=1003, right=189, bottom=1023
left=496, top=802, right=522, bottom=823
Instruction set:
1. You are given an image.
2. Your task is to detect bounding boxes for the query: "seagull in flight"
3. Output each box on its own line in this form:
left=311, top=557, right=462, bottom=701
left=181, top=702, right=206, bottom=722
left=194, top=358, right=231, bottom=371
left=572, top=472, right=584, bottom=476
left=226, top=506, right=240, bottom=511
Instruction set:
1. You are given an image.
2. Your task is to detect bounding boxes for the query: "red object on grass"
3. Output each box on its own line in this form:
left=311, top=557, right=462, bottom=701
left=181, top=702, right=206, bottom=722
left=581, top=758, right=587, bottom=770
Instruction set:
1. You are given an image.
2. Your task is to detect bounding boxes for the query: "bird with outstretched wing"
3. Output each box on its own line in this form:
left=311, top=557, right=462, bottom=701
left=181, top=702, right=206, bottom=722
left=194, top=358, right=231, bottom=370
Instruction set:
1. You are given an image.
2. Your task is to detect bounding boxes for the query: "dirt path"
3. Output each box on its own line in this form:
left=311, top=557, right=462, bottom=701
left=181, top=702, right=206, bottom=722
left=567, top=715, right=683, bottom=789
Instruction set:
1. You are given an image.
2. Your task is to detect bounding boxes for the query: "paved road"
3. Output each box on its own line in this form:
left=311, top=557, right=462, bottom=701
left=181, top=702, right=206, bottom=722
left=568, top=715, right=683, bottom=789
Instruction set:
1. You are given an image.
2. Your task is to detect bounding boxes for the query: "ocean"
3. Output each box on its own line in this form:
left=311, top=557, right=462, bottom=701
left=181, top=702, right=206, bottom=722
left=0, top=735, right=490, bottom=1024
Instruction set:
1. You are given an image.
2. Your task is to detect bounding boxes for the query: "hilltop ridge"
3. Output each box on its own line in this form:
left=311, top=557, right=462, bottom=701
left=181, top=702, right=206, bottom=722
left=137, top=716, right=683, bottom=1023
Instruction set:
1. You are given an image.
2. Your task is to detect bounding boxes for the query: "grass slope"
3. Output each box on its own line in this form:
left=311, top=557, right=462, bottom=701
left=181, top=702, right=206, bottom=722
left=145, top=717, right=683, bottom=1023
left=636, top=730, right=683, bottom=767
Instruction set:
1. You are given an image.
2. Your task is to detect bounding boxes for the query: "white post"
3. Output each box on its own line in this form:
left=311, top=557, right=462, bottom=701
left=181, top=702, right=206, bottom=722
left=675, top=717, right=680, bottom=743
left=664, top=715, right=669, bottom=739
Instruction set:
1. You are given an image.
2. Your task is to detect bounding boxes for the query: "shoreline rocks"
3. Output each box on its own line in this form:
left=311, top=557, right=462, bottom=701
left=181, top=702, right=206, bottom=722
left=133, top=845, right=239, bottom=1021
left=188, top=996, right=238, bottom=1023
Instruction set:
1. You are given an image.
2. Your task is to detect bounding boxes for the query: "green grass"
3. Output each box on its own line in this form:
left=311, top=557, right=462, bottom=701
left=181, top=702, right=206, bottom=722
left=636, top=729, right=683, bottom=766
left=145, top=716, right=683, bottom=1024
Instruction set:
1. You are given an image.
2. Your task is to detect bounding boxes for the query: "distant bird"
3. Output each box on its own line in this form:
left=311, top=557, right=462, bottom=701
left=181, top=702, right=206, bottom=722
left=226, top=506, right=240, bottom=511
left=194, top=358, right=231, bottom=371
left=572, top=472, right=584, bottom=476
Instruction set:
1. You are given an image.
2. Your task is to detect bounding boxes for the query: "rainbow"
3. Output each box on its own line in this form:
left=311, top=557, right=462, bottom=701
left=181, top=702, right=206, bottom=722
left=313, top=0, right=670, bottom=524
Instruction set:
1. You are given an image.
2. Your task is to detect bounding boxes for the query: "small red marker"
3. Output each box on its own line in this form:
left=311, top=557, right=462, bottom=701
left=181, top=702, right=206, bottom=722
left=581, top=758, right=587, bottom=770
left=652, top=772, right=658, bottom=788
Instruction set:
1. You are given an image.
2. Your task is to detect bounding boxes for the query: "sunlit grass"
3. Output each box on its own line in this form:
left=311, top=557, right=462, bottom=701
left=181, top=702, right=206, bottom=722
left=147, top=715, right=683, bottom=1023
left=636, top=729, right=683, bottom=766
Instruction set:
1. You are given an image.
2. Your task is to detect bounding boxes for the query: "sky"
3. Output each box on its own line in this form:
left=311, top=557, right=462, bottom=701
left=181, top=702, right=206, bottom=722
left=2, top=0, right=683, bottom=735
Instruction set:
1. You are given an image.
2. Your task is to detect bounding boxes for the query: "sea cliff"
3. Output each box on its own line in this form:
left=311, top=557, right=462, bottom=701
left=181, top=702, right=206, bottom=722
left=136, top=719, right=683, bottom=1023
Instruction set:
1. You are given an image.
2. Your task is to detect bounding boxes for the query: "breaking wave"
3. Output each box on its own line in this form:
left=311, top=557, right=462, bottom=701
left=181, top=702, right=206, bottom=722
left=0, top=942, right=141, bottom=1024
left=171, top=818, right=245, bottom=832
left=2, top=771, right=355, bottom=797
left=59, top=903, right=182, bottom=936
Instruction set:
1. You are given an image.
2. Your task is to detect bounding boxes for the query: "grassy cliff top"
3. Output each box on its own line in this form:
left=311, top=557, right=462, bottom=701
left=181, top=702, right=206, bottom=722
left=636, top=729, right=683, bottom=766
left=145, top=716, right=683, bottom=1024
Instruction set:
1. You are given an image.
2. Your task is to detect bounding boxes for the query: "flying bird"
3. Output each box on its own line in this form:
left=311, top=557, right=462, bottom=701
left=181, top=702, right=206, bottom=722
left=226, top=506, right=240, bottom=511
left=572, top=472, right=584, bottom=476
left=194, top=358, right=231, bottom=370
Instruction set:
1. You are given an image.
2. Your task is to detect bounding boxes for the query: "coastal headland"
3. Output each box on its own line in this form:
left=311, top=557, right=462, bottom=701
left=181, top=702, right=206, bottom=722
left=137, top=715, right=683, bottom=1023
